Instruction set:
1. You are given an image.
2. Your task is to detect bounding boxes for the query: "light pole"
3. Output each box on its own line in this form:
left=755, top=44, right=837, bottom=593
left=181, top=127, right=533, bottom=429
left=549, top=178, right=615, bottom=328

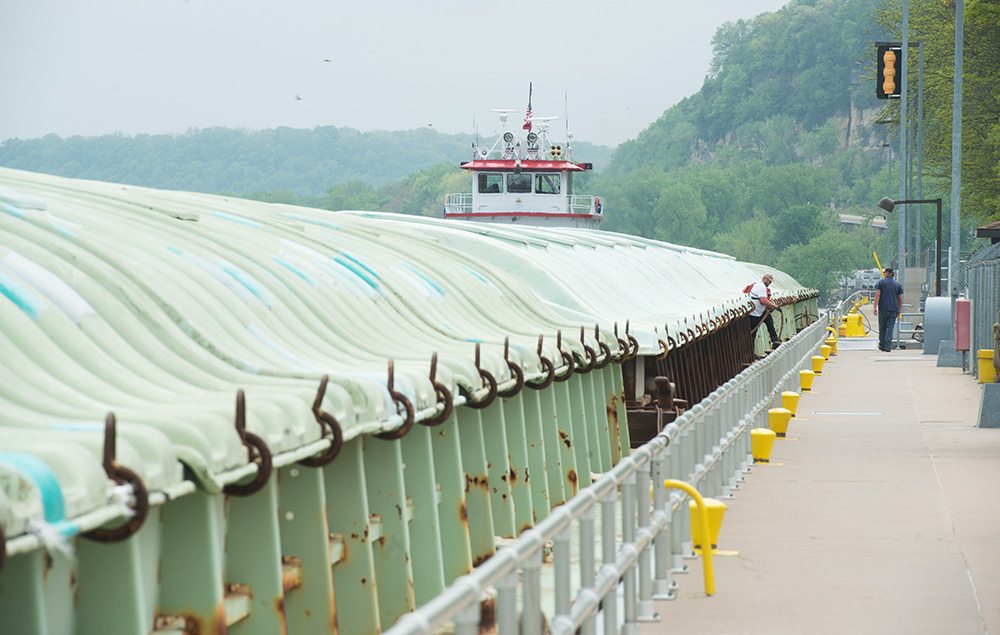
left=877, top=197, right=942, bottom=295
left=876, top=118, right=894, bottom=265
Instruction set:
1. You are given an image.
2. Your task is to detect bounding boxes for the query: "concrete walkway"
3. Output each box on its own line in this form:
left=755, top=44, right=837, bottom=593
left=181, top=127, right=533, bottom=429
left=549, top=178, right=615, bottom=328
left=641, top=303, right=1000, bottom=635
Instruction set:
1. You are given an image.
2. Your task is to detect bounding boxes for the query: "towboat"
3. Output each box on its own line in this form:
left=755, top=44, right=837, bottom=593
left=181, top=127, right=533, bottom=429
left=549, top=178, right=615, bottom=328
left=443, top=109, right=603, bottom=229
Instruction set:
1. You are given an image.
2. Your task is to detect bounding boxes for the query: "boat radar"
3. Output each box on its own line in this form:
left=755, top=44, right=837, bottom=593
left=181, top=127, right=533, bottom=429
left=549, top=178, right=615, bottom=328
left=443, top=109, right=602, bottom=229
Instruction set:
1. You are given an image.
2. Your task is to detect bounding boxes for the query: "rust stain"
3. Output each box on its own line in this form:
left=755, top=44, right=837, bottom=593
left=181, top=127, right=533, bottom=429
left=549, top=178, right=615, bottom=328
left=518, top=522, right=533, bottom=534
left=479, top=591, right=498, bottom=634
left=465, top=473, right=489, bottom=493
left=523, top=468, right=529, bottom=484
left=275, top=595, right=288, bottom=635
left=331, top=581, right=339, bottom=634
left=567, top=469, right=578, bottom=486
left=473, top=552, right=492, bottom=567
left=361, top=577, right=367, bottom=586
left=214, top=601, right=227, bottom=635
left=508, top=467, right=518, bottom=484
left=558, top=429, right=572, bottom=449
left=459, top=501, right=468, bottom=523
left=396, top=503, right=403, bottom=519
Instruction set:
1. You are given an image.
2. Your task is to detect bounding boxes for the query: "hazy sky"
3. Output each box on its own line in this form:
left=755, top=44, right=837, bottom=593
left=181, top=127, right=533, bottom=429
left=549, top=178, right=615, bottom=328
left=0, top=0, right=790, bottom=148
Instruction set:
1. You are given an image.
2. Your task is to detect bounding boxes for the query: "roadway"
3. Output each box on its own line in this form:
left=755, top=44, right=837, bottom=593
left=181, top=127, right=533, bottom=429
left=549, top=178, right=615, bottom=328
left=640, top=302, right=1000, bottom=634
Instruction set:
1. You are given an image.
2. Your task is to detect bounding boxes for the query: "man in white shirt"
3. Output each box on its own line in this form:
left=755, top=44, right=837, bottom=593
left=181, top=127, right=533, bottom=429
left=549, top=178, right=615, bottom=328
left=748, top=273, right=781, bottom=350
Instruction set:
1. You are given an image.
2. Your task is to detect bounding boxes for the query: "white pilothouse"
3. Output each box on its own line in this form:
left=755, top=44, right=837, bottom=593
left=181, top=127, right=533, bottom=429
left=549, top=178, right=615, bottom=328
left=443, top=108, right=603, bottom=229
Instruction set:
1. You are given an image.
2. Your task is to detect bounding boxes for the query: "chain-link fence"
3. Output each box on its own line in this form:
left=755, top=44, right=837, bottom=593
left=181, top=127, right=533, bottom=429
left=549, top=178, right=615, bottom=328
left=966, top=242, right=1000, bottom=380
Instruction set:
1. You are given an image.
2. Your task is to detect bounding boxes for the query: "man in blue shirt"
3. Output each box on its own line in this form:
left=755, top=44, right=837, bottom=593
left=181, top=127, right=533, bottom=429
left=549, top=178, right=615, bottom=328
left=873, top=267, right=904, bottom=352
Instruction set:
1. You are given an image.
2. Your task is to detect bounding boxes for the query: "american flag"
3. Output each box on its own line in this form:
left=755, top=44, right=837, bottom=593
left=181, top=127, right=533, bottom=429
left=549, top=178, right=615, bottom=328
left=522, top=83, right=533, bottom=131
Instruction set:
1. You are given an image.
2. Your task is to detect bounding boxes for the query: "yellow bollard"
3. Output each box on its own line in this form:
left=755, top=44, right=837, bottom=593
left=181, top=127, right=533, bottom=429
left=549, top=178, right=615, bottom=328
left=811, top=355, right=825, bottom=374
left=768, top=407, right=792, bottom=438
left=826, top=337, right=838, bottom=355
left=781, top=391, right=800, bottom=417
left=978, top=350, right=998, bottom=384
left=751, top=428, right=777, bottom=463
left=663, top=480, right=716, bottom=596
left=689, top=498, right=727, bottom=553
left=800, top=369, right=816, bottom=392
left=820, top=344, right=832, bottom=360
left=845, top=313, right=865, bottom=337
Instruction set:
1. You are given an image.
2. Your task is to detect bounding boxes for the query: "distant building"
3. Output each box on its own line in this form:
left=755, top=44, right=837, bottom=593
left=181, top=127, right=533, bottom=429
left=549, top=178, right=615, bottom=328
left=839, top=213, right=887, bottom=231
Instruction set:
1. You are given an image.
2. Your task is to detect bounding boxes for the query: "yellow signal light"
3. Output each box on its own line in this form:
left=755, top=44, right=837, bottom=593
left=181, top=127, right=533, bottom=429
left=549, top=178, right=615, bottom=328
left=882, top=50, right=897, bottom=95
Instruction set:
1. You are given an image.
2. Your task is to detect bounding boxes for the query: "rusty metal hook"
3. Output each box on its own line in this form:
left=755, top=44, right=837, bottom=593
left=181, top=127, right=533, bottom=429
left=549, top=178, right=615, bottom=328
left=497, top=337, right=525, bottom=398
left=553, top=330, right=575, bottom=382
left=376, top=359, right=416, bottom=440
left=613, top=322, right=629, bottom=363
left=576, top=326, right=597, bottom=373
left=84, top=413, right=149, bottom=543
left=593, top=324, right=612, bottom=369
left=624, top=321, right=639, bottom=359
left=466, top=342, right=499, bottom=409
left=224, top=390, right=273, bottom=497
left=527, top=334, right=556, bottom=389
left=656, top=338, right=669, bottom=360
left=300, top=375, right=344, bottom=467
left=423, top=352, right=454, bottom=426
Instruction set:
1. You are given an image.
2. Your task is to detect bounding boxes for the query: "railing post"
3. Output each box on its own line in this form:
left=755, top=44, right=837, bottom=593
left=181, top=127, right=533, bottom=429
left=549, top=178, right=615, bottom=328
left=496, top=571, right=519, bottom=635
left=622, top=468, right=638, bottom=634
left=601, top=485, right=618, bottom=635
left=554, top=520, right=572, bottom=622
left=579, top=503, right=598, bottom=635
left=521, top=542, right=543, bottom=635
left=455, top=601, right=481, bottom=635
left=635, top=455, right=658, bottom=622
left=652, top=449, right=675, bottom=599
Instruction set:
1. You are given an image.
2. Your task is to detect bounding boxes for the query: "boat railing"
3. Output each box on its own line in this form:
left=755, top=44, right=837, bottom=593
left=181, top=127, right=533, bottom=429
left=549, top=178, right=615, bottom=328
left=569, top=195, right=602, bottom=217
left=444, top=193, right=472, bottom=215
left=445, top=194, right=602, bottom=217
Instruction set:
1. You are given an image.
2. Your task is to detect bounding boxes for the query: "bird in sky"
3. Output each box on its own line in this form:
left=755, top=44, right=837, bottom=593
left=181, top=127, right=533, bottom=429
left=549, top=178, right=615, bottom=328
left=294, top=95, right=302, bottom=101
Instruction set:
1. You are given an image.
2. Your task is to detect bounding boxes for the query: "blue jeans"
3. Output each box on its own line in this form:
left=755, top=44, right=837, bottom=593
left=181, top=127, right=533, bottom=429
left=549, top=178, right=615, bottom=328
left=878, top=311, right=898, bottom=350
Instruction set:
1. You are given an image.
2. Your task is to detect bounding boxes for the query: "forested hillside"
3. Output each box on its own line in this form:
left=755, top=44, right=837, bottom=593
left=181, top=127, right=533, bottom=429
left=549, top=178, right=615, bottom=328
left=591, top=0, right=998, bottom=296
left=591, top=0, right=887, bottom=295
left=0, top=126, right=475, bottom=196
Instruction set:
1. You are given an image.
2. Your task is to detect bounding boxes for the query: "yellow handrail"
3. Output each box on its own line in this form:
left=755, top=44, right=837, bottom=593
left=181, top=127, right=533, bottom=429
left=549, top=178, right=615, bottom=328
left=663, top=479, right=716, bottom=596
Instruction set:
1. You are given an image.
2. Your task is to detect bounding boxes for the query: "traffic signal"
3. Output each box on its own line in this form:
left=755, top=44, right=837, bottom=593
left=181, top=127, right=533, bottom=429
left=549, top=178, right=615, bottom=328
left=876, top=45, right=902, bottom=99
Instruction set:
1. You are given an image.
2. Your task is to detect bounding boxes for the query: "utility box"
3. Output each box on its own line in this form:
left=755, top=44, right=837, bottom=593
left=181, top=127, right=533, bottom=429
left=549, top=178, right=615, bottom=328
left=923, top=296, right=951, bottom=355
left=955, top=299, right=970, bottom=351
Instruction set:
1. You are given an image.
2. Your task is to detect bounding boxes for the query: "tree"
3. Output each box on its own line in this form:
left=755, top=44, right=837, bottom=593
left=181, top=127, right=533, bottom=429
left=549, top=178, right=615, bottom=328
left=774, top=228, right=870, bottom=296
left=873, top=0, right=1000, bottom=223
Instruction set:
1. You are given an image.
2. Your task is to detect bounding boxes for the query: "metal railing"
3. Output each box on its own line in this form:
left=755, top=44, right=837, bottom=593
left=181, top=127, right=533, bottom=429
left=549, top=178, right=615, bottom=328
left=444, top=193, right=472, bottom=215
left=386, top=305, right=842, bottom=635
left=568, top=195, right=601, bottom=217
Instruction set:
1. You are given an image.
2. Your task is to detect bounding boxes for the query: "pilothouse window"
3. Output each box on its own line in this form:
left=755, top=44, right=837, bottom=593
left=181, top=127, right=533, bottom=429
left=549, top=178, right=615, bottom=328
left=535, top=174, right=560, bottom=195
left=506, top=173, right=532, bottom=194
left=478, top=173, right=503, bottom=194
